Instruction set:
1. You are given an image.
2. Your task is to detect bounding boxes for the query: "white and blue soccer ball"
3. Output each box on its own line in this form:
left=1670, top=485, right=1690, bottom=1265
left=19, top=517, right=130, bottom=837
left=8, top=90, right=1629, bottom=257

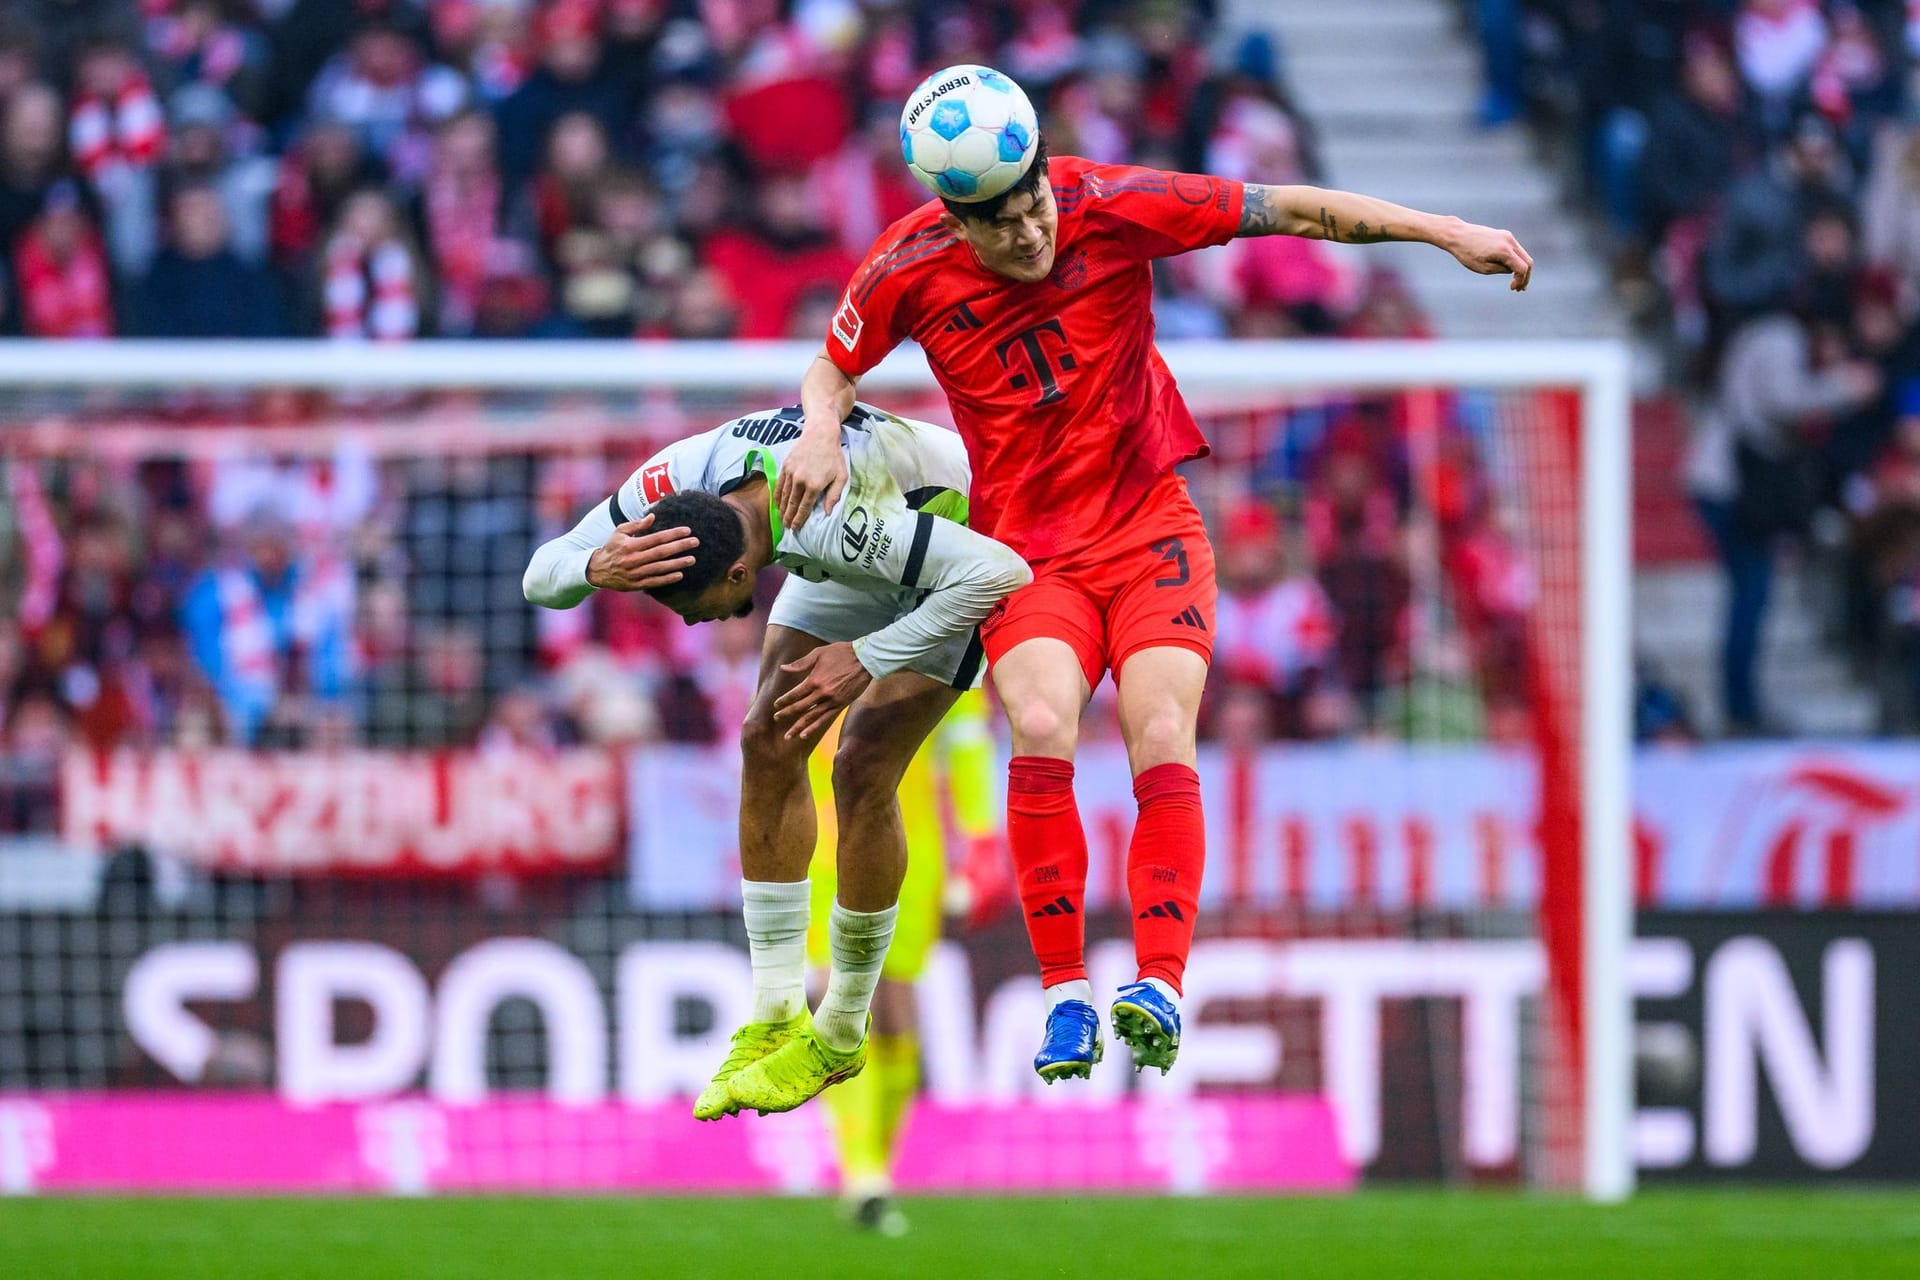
left=899, top=64, right=1039, bottom=203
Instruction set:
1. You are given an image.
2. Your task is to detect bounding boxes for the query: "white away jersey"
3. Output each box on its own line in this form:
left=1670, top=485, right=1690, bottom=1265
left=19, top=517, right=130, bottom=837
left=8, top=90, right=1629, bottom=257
left=610, top=402, right=974, bottom=592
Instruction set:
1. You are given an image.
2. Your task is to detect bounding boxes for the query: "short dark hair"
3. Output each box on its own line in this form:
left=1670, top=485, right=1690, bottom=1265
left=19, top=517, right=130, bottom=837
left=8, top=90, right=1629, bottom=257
left=940, top=133, right=1050, bottom=223
left=644, top=490, right=746, bottom=606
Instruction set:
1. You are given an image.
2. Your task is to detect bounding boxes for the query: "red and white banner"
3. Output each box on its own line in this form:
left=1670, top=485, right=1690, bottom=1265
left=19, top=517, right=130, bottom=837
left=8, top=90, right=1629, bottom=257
left=630, top=742, right=1541, bottom=912
left=635, top=741, right=1920, bottom=911
left=61, top=749, right=623, bottom=876
left=1635, top=744, right=1920, bottom=908
left=52, top=741, right=1920, bottom=904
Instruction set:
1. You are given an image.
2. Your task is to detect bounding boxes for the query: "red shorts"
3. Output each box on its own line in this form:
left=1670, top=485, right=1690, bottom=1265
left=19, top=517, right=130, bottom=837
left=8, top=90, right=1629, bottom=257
left=980, top=473, right=1217, bottom=691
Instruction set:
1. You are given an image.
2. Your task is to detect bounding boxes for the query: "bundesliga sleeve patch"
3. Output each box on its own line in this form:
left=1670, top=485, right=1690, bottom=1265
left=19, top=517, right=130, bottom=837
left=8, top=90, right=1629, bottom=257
left=640, top=462, right=674, bottom=503
left=832, top=294, right=864, bottom=351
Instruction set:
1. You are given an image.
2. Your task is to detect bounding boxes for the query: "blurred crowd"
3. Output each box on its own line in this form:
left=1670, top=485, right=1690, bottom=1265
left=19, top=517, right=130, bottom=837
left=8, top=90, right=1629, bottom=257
left=1520, top=1, right=1919, bottom=732
left=0, top=0, right=1489, bottom=827
left=0, top=379, right=1542, bottom=831
left=0, top=0, right=1425, bottom=343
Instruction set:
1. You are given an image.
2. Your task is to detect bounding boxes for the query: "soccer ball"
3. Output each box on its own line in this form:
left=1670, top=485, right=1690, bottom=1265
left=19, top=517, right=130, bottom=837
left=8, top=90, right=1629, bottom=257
left=899, top=64, right=1039, bottom=203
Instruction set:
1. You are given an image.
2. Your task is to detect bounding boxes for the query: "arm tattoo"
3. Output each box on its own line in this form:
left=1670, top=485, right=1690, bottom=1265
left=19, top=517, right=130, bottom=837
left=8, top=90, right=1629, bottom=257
left=1237, top=185, right=1398, bottom=243
left=1237, top=183, right=1283, bottom=235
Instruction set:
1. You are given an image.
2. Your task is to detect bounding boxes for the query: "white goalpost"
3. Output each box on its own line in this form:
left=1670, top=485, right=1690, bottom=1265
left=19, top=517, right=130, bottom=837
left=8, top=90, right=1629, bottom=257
left=0, top=337, right=1633, bottom=1200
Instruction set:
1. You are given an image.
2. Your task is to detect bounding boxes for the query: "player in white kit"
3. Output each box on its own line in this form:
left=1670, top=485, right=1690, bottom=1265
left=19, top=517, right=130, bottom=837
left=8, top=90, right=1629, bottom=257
left=525, top=401, right=1029, bottom=1118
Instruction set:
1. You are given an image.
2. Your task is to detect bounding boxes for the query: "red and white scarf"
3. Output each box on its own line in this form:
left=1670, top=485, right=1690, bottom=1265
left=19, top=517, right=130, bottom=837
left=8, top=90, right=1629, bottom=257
left=69, top=75, right=165, bottom=182
left=323, top=236, right=420, bottom=341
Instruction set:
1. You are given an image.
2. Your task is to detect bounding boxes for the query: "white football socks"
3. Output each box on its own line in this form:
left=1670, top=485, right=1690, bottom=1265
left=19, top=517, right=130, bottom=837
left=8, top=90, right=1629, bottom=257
left=741, top=878, right=810, bottom=1023
left=815, top=902, right=897, bottom=1053
left=1044, top=978, right=1094, bottom=1012
left=1141, top=977, right=1179, bottom=1003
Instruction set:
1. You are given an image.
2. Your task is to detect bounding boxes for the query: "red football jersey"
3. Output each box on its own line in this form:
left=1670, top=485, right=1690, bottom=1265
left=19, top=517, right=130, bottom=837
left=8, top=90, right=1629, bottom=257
left=825, top=156, right=1244, bottom=563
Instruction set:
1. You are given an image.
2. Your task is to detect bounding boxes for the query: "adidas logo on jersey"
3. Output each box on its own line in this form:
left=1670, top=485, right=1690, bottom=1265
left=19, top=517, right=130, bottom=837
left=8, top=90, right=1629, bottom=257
left=1169, top=606, right=1207, bottom=630
left=943, top=301, right=983, bottom=332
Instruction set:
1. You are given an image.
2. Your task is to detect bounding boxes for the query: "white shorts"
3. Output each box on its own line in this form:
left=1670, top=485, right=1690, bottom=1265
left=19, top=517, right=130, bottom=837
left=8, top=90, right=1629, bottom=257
left=768, top=575, right=986, bottom=690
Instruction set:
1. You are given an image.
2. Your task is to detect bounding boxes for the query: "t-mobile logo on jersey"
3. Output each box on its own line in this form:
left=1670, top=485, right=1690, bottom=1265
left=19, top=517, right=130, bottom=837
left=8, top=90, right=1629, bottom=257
left=994, top=318, right=1077, bottom=408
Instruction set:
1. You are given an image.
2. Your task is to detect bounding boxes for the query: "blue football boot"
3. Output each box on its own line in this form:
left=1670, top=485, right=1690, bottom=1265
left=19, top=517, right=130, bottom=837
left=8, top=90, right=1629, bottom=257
left=1111, top=981, right=1181, bottom=1074
left=1033, top=999, right=1103, bottom=1082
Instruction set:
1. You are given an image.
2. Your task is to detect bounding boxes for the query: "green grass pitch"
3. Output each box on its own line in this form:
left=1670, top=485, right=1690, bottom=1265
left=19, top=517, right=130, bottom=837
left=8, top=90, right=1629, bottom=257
left=2, top=1190, right=1916, bottom=1278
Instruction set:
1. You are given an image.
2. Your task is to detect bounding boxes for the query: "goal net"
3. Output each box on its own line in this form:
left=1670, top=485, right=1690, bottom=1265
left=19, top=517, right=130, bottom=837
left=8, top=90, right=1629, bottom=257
left=0, top=339, right=1630, bottom=1200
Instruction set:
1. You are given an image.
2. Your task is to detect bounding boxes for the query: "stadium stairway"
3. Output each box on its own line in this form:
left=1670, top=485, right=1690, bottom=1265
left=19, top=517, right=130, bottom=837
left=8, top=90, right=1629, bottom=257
left=1248, top=0, right=1626, bottom=339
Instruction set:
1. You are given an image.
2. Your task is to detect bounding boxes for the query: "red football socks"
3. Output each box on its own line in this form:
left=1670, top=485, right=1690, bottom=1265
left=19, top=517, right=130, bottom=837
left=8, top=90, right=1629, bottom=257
left=1127, top=762, right=1206, bottom=995
left=1007, top=755, right=1089, bottom=988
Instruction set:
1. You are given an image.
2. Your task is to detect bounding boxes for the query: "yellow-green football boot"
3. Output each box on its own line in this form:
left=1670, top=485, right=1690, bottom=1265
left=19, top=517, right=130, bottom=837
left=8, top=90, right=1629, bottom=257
left=693, top=1010, right=810, bottom=1120
left=726, top=1016, right=869, bottom=1115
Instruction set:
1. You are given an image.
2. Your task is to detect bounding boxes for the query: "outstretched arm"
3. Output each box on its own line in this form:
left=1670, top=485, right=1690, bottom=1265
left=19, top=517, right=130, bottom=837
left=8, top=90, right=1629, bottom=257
left=1238, top=183, right=1533, bottom=290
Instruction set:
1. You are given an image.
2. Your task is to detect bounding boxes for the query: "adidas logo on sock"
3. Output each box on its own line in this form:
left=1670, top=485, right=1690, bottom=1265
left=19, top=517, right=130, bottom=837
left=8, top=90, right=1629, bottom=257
left=1137, top=900, right=1186, bottom=921
left=1030, top=895, right=1078, bottom=917
left=1169, top=606, right=1207, bottom=630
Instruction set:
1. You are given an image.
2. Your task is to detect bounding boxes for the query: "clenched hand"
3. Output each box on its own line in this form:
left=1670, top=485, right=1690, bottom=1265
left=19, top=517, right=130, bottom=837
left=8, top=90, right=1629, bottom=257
left=1445, top=220, right=1534, bottom=291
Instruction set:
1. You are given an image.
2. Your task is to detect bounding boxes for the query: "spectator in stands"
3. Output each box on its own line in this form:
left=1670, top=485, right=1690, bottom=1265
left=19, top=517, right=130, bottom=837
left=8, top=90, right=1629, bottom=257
left=1703, top=114, right=1855, bottom=325
left=0, top=83, right=72, bottom=260
left=163, top=84, right=275, bottom=266
left=0, top=691, right=68, bottom=833
left=307, top=20, right=466, bottom=186
left=1862, top=114, right=1920, bottom=286
left=1734, top=0, right=1829, bottom=134
left=1844, top=384, right=1920, bottom=726
left=24, top=0, right=139, bottom=95
left=519, top=109, right=608, bottom=268
left=318, top=188, right=424, bottom=340
left=1310, top=433, right=1410, bottom=729
left=268, top=115, right=382, bottom=308
left=418, top=109, right=505, bottom=336
left=67, top=36, right=165, bottom=275
left=478, top=686, right=562, bottom=756
left=702, top=169, right=857, bottom=339
left=1212, top=500, right=1345, bottom=739
left=145, top=0, right=273, bottom=123
left=1640, top=34, right=1753, bottom=246
left=428, top=0, right=532, bottom=109
left=551, top=167, right=670, bottom=337
left=1799, top=198, right=1866, bottom=324
left=1686, top=307, right=1882, bottom=732
left=14, top=181, right=111, bottom=336
left=496, top=0, right=629, bottom=187
left=136, top=183, right=281, bottom=336
left=180, top=512, right=354, bottom=746
left=660, top=265, right=739, bottom=339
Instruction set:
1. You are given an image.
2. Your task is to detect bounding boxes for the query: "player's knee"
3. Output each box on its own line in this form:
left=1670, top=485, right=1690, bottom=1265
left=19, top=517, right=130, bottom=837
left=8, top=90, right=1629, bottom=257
left=1004, top=694, right=1078, bottom=758
left=1127, top=707, right=1196, bottom=770
left=830, top=731, right=909, bottom=809
left=739, top=707, right=807, bottom=781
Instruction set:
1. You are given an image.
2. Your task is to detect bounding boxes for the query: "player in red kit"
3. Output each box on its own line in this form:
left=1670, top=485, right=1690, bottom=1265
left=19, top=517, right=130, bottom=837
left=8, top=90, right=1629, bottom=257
left=774, top=95, right=1530, bottom=1080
